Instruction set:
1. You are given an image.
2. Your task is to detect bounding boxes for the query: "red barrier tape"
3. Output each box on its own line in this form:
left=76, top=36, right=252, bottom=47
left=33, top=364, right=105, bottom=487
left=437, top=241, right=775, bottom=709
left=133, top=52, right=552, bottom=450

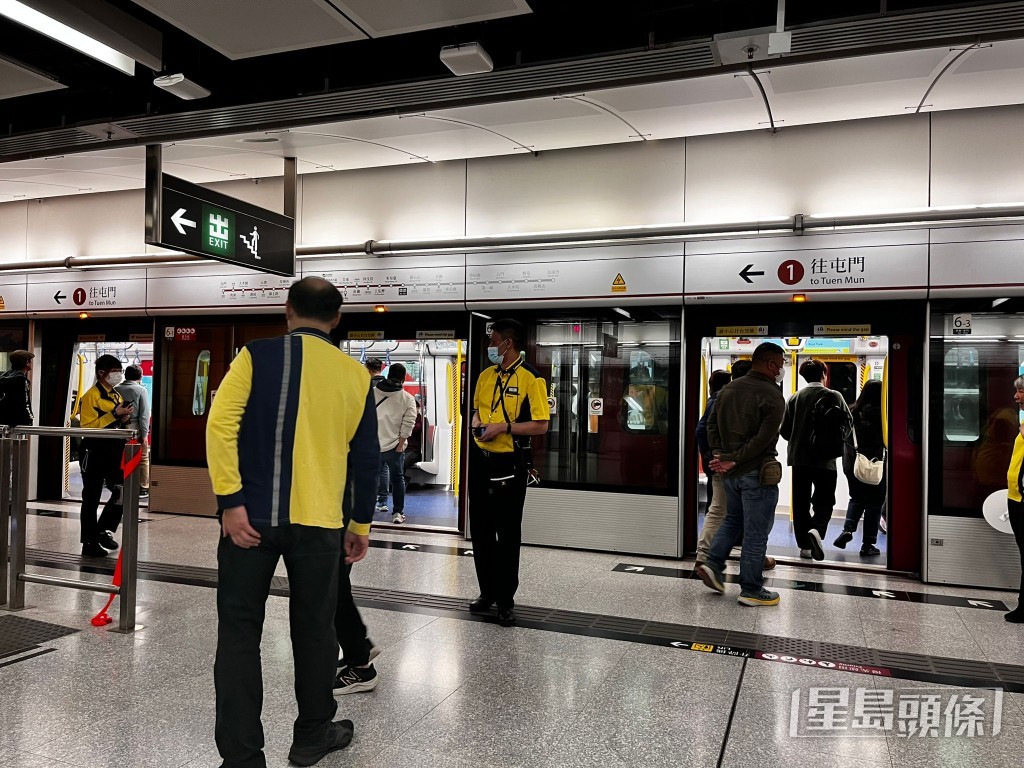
left=93, top=439, right=139, bottom=626
left=90, top=550, right=123, bottom=627
left=120, top=439, right=142, bottom=479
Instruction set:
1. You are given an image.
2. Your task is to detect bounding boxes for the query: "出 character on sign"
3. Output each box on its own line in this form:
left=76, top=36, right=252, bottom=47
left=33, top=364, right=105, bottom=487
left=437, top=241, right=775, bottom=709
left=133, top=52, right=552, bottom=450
left=210, top=213, right=230, bottom=241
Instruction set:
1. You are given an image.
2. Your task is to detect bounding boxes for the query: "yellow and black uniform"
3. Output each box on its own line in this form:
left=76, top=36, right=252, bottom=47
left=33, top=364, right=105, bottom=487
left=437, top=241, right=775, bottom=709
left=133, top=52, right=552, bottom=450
left=206, top=327, right=379, bottom=534
left=469, top=355, right=550, bottom=610
left=78, top=381, right=128, bottom=546
left=206, top=327, right=379, bottom=766
left=1006, top=430, right=1024, bottom=607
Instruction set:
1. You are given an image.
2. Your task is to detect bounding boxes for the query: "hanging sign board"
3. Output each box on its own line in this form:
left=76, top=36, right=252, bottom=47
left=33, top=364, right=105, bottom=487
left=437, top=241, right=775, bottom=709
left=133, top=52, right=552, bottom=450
left=814, top=324, right=871, bottom=336
left=347, top=331, right=385, bottom=341
left=716, top=325, right=768, bottom=336
left=147, top=173, right=295, bottom=277
left=416, top=330, right=456, bottom=340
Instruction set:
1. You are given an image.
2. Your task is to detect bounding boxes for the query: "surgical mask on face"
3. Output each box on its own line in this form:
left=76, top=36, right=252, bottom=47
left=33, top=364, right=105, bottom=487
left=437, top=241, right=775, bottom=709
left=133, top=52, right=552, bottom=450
left=106, top=371, right=124, bottom=386
left=487, top=339, right=507, bottom=365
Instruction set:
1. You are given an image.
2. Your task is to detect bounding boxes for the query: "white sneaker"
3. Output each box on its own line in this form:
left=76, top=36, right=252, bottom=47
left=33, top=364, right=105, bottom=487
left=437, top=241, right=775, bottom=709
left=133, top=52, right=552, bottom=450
left=799, top=549, right=813, bottom=559
left=375, top=503, right=388, bottom=514
left=808, top=530, right=825, bottom=561
left=392, top=512, right=406, bottom=524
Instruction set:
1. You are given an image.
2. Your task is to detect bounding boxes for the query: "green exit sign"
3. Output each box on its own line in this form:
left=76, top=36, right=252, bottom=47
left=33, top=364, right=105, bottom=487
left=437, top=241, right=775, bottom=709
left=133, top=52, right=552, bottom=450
left=202, top=204, right=235, bottom=258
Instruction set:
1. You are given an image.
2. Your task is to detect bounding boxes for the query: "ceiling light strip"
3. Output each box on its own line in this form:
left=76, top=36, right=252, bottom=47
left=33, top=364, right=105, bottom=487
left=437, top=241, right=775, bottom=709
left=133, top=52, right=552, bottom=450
left=0, top=0, right=135, bottom=75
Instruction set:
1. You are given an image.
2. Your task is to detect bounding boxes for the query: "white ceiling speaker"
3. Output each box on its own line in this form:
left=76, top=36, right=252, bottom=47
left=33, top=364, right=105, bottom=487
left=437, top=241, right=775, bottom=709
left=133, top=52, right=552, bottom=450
left=154, top=73, right=210, bottom=100
left=439, top=42, right=493, bottom=76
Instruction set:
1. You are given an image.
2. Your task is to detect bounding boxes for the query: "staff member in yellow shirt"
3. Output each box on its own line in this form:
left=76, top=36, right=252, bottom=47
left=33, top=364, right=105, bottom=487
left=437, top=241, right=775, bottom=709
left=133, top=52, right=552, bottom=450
left=207, top=277, right=379, bottom=767
left=1004, top=376, right=1024, bottom=623
left=468, top=319, right=549, bottom=627
left=78, top=354, right=133, bottom=557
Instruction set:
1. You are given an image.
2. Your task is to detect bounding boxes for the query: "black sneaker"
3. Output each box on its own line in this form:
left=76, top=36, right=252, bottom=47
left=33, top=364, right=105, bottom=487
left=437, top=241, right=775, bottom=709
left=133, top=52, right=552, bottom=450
left=497, top=607, right=517, bottom=627
left=834, top=531, right=853, bottom=549
left=97, top=531, right=119, bottom=551
left=334, top=664, right=378, bottom=695
left=860, top=545, right=881, bottom=557
left=1004, top=609, right=1024, bottom=624
left=287, top=720, right=354, bottom=766
left=81, top=542, right=110, bottom=557
left=338, top=640, right=380, bottom=669
left=469, top=596, right=494, bottom=613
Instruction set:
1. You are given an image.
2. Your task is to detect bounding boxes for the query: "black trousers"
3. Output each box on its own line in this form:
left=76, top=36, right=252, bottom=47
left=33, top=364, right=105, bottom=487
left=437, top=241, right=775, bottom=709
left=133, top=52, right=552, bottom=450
left=79, top=439, right=125, bottom=544
left=468, top=443, right=527, bottom=609
left=1009, top=499, right=1024, bottom=601
left=792, top=465, right=838, bottom=549
left=215, top=524, right=340, bottom=768
left=334, top=561, right=371, bottom=667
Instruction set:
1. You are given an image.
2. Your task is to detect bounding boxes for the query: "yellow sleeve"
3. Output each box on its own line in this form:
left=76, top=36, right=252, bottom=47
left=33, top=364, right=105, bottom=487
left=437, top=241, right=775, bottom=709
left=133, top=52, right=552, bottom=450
left=529, top=375, right=551, bottom=421
left=79, top=387, right=117, bottom=430
left=205, top=347, right=253, bottom=507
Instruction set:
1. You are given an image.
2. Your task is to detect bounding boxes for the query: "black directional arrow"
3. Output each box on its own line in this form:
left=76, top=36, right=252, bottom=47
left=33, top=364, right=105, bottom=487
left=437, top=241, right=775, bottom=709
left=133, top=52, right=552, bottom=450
left=739, top=264, right=765, bottom=283
left=53, top=291, right=66, bottom=304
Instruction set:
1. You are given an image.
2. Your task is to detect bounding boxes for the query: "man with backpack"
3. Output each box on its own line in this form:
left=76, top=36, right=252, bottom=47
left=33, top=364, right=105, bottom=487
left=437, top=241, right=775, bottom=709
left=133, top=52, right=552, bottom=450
left=780, top=359, right=853, bottom=561
left=0, top=350, right=34, bottom=428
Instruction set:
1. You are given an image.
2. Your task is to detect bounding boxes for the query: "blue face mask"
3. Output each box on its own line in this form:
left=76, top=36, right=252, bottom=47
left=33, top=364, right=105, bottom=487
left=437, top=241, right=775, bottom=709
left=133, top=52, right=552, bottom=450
left=487, top=339, right=507, bottom=365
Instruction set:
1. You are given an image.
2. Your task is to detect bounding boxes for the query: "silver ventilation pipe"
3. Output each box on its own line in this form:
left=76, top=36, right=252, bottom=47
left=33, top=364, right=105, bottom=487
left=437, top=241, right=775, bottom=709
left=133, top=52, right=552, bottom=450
left=296, top=203, right=1024, bottom=258
left=3, top=203, right=1024, bottom=273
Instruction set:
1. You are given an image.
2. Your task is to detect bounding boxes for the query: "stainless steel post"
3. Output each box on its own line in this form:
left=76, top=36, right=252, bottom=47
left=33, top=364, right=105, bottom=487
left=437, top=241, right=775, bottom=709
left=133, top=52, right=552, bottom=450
left=0, top=431, right=11, bottom=607
left=113, top=441, right=141, bottom=633
left=7, top=436, right=29, bottom=610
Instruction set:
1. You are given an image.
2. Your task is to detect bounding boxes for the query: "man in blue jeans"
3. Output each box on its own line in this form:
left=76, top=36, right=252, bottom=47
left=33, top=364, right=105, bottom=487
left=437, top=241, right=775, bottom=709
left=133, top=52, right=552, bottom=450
left=696, top=342, right=786, bottom=607
left=374, top=363, right=416, bottom=524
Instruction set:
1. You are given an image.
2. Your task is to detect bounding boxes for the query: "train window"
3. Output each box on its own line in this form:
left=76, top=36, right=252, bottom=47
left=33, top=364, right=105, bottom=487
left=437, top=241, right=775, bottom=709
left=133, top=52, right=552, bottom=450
left=943, top=346, right=980, bottom=443
left=827, top=361, right=858, bottom=405
left=623, top=350, right=669, bottom=434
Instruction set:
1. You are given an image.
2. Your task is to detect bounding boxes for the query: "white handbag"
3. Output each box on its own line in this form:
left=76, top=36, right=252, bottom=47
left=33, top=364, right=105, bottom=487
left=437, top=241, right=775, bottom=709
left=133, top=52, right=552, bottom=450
left=851, top=425, right=885, bottom=486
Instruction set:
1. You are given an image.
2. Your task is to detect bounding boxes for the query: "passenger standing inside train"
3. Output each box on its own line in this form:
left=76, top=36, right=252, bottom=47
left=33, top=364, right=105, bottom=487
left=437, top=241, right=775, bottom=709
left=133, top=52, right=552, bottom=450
left=468, top=319, right=550, bottom=627
left=115, top=365, right=151, bottom=498
left=694, top=369, right=732, bottom=567
left=1002, top=376, right=1024, bottom=623
left=834, top=380, right=886, bottom=557
left=207, top=277, right=379, bottom=767
left=780, top=360, right=853, bottom=561
left=0, top=349, right=35, bottom=428
left=374, top=363, right=417, bottom=524
left=78, top=354, right=133, bottom=558
left=696, top=342, right=786, bottom=606
left=365, top=357, right=384, bottom=387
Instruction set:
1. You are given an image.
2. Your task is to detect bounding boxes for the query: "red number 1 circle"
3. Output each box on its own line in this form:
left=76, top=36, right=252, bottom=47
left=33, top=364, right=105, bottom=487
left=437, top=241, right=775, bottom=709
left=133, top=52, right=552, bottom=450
left=778, top=260, right=805, bottom=285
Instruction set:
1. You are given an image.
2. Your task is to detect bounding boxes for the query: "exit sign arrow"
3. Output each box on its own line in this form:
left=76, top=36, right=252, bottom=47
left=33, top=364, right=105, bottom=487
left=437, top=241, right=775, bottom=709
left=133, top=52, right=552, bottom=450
left=53, top=291, right=66, bottom=304
left=739, top=264, right=765, bottom=283
left=170, top=208, right=196, bottom=235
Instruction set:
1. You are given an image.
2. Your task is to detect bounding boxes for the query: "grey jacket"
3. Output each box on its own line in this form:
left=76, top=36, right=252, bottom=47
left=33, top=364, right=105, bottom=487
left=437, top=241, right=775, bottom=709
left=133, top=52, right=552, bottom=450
left=780, top=383, right=853, bottom=470
left=114, top=380, right=150, bottom=442
left=707, top=371, right=786, bottom=478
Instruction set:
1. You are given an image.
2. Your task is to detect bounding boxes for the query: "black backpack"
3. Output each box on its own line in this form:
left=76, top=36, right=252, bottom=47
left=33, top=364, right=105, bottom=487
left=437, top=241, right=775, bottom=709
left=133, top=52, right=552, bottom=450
left=0, top=373, right=27, bottom=427
left=809, top=393, right=849, bottom=459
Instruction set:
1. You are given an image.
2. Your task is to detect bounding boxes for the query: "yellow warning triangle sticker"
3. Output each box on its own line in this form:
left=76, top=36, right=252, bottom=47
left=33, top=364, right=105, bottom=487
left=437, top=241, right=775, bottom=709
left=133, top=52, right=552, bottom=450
left=0, top=295, right=5, bottom=310
left=612, top=273, right=626, bottom=286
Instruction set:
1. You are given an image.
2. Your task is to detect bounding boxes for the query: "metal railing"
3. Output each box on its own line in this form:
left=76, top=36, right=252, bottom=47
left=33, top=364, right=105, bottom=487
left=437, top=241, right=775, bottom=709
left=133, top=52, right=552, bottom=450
left=3, top=426, right=141, bottom=632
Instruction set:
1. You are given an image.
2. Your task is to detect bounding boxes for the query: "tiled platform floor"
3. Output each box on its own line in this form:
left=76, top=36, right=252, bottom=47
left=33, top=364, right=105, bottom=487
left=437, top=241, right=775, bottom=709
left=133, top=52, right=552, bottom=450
left=1, top=505, right=1022, bottom=767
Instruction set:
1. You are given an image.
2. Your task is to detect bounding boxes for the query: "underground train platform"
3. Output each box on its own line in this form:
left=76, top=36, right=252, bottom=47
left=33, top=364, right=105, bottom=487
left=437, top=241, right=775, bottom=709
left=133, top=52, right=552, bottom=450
left=0, top=499, right=1021, bottom=768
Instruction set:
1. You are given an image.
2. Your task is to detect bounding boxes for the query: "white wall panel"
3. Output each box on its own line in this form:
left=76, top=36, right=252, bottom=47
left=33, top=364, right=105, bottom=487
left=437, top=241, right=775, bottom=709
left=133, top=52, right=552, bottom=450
left=299, top=161, right=467, bottom=245
left=465, top=140, right=685, bottom=235
left=207, top=177, right=286, bottom=214
left=26, top=190, right=144, bottom=259
left=0, top=201, right=28, bottom=261
left=685, top=115, right=930, bottom=222
left=931, top=105, right=1024, bottom=207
